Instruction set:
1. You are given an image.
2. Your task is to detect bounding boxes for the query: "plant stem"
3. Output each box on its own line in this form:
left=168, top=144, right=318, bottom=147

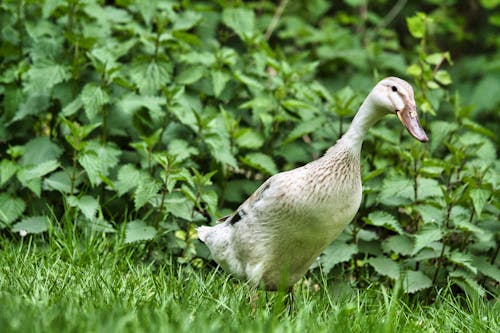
left=264, top=0, right=289, bottom=41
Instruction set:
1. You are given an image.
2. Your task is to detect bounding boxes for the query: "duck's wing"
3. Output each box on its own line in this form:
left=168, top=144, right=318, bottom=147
left=221, top=172, right=293, bottom=226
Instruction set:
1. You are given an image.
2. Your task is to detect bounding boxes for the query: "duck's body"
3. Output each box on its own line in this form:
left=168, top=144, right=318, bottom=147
left=198, top=77, right=428, bottom=290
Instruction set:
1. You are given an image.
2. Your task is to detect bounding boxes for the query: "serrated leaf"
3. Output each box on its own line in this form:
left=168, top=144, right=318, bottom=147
left=403, top=270, right=432, bottom=293
left=364, top=211, right=404, bottom=234
left=12, top=216, right=49, bottom=234
left=379, top=176, right=413, bottom=206
left=125, top=220, right=157, bottom=243
left=412, top=223, right=442, bottom=255
left=12, top=95, right=50, bottom=123
left=23, top=160, right=59, bottom=181
left=284, top=117, right=323, bottom=144
left=1, top=160, right=19, bottom=186
left=450, top=270, right=486, bottom=297
left=89, top=218, right=115, bottom=233
left=367, top=256, right=400, bottom=279
left=164, top=192, right=195, bottom=220
left=43, top=170, right=73, bottom=193
left=176, top=65, right=205, bottom=85
left=205, top=134, right=238, bottom=168
left=16, top=170, right=42, bottom=197
left=212, top=70, right=231, bottom=97
left=24, top=62, right=70, bottom=95
left=20, top=137, right=63, bottom=166
left=469, top=188, right=490, bottom=218
left=235, top=128, right=264, bottom=149
left=222, top=7, right=255, bottom=40
left=79, top=142, right=121, bottom=187
left=81, top=83, right=109, bottom=120
left=472, top=255, right=500, bottom=281
left=448, top=252, right=477, bottom=274
left=320, top=241, right=358, bottom=273
left=417, top=178, right=442, bottom=199
left=78, top=151, right=101, bottom=187
left=382, top=235, right=414, bottom=255
left=62, top=96, right=83, bottom=116
left=77, top=196, right=97, bottom=221
left=241, top=152, right=278, bottom=175
left=0, top=194, right=26, bottom=227
left=115, top=164, right=142, bottom=196
left=172, top=10, right=202, bottom=31
left=130, top=61, right=171, bottom=96
left=134, top=177, right=160, bottom=210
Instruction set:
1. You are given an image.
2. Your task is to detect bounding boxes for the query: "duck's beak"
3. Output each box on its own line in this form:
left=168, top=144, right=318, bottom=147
left=396, top=104, right=429, bottom=142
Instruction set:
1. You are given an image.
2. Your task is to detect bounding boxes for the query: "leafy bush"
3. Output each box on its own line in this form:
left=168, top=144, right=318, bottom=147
left=0, top=1, right=498, bottom=296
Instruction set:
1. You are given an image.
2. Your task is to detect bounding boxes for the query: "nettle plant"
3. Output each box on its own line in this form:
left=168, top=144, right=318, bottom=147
left=0, top=2, right=497, bottom=295
left=316, top=12, right=499, bottom=296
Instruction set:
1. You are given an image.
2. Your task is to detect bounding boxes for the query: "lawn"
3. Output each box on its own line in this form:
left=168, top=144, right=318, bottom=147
left=0, top=230, right=497, bottom=333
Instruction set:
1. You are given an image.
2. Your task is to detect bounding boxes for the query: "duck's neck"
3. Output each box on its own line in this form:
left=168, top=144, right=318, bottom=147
left=334, top=95, right=383, bottom=154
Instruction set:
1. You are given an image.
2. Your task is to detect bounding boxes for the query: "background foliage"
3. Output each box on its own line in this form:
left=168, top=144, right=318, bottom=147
left=0, top=0, right=498, bottom=296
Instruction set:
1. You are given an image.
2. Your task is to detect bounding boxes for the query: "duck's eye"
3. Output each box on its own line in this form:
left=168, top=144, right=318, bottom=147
left=391, top=86, right=398, bottom=92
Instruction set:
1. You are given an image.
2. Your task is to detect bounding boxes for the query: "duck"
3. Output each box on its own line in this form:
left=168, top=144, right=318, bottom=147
left=198, top=77, right=428, bottom=291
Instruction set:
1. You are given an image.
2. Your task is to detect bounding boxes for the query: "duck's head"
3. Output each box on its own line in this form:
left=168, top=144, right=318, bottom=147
left=371, top=77, right=428, bottom=142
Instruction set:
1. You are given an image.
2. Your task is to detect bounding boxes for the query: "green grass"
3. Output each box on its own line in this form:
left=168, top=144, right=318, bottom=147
left=0, top=229, right=497, bottom=333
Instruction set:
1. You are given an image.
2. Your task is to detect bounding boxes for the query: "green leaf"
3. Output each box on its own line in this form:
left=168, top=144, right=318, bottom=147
left=211, top=70, right=231, bottom=97
left=472, top=255, right=500, bottom=281
left=24, top=62, right=70, bottom=95
left=450, top=270, right=486, bottom=298
left=412, top=223, right=442, bottom=255
left=379, top=176, right=413, bottom=206
left=167, top=139, right=199, bottom=162
left=0, top=194, right=26, bottom=227
left=403, top=270, right=432, bottom=293
left=130, top=60, right=171, bottom=96
left=164, top=192, right=195, bottom=221
left=134, top=177, right=160, bottom=210
left=417, top=178, right=442, bottom=199
left=234, top=129, right=264, bottom=149
left=81, top=83, right=110, bottom=120
left=79, top=142, right=121, bottom=187
left=62, top=96, right=83, bottom=116
left=43, top=171, right=73, bottom=193
left=434, top=70, right=452, bottom=85
left=222, top=7, right=255, bottom=40
left=382, top=235, right=413, bottom=256
left=0, top=160, right=19, bottom=186
left=176, top=65, right=205, bottom=85
left=23, top=160, right=59, bottom=181
left=284, top=117, right=323, bottom=144
left=172, top=10, right=202, bottom=31
left=12, top=216, right=49, bottom=234
left=78, top=151, right=101, bottom=187
left=204, top=133, right=238, bottom=168
left=320, top=241, right=358, bottom=273
left=367, top=256, right=400, bottom=279
left=20, top=137, right=63, bottom=166
left=241, top=152, right=278, bottom=175
left=364, top=211, right=403, bottom=234
left=125, top=220, right=157, bottom=243
left=406, top=12, right=427, bottom=39
left=12, top=95, right=50, bottom=123
left=448, top=252, right=477, bottom=274
left=469, top=188, right=490, bottom=218
left=68, top=195, right=99, bottom=220
left=115, top=164, right=142, bottom=196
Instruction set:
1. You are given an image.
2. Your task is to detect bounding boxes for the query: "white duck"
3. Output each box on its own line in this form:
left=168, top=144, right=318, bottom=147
left=198, top=77, right=428, bottom=291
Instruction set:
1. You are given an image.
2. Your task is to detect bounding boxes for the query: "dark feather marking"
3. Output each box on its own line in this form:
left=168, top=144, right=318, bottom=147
left=229, top=209, right=247, bottom=225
